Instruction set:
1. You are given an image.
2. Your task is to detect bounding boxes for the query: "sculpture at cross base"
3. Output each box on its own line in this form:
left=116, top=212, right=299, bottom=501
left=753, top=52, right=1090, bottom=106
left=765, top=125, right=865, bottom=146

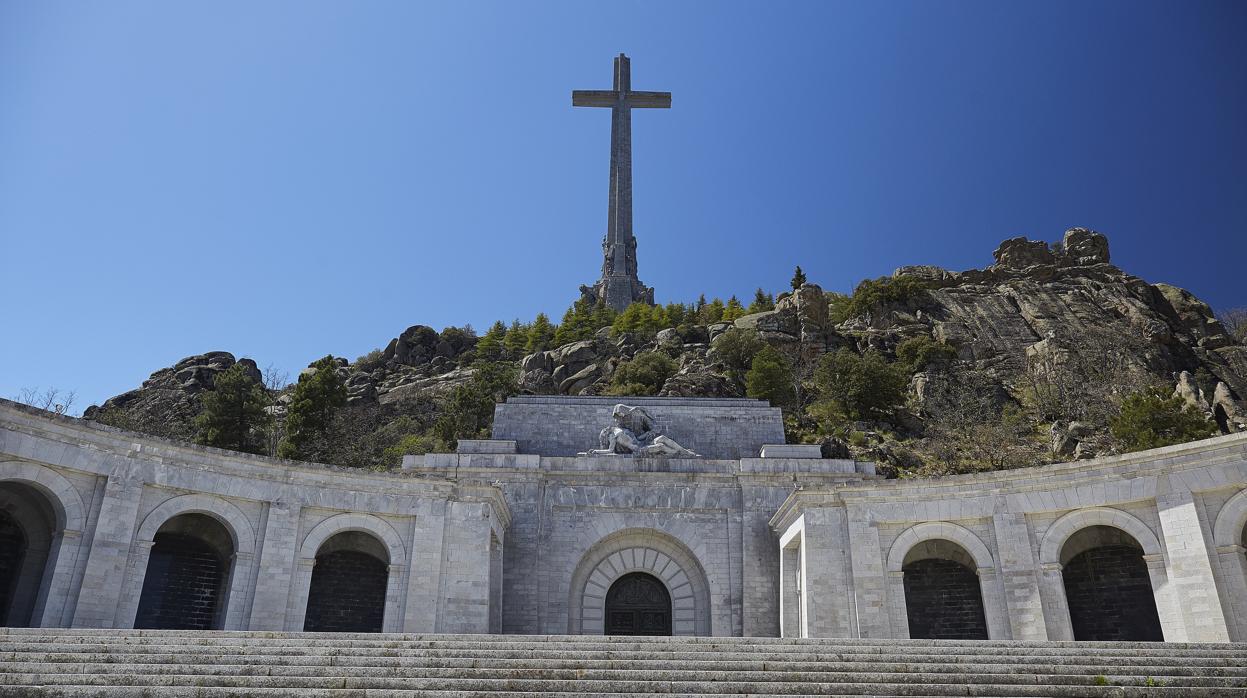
left=580, top=404, right=700, bottom=458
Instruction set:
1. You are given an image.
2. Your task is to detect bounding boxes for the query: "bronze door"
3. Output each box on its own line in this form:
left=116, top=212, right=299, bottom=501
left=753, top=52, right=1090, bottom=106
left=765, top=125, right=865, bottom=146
left=605, top=572, right=671, bottom=636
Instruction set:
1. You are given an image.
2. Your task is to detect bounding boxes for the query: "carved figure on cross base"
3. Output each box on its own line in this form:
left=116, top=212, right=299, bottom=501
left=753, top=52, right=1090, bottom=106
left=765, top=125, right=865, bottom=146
left=580, top=404, right=700, bottom=458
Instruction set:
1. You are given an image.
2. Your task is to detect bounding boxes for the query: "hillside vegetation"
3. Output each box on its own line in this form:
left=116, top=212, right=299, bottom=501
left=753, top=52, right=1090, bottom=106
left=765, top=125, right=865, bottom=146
left=83, top=229, right=1247, bottom=476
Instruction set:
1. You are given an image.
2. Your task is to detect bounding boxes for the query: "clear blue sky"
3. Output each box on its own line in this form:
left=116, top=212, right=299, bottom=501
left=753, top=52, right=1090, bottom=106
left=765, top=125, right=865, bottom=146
left=2, top=1, right=1244, bottom=412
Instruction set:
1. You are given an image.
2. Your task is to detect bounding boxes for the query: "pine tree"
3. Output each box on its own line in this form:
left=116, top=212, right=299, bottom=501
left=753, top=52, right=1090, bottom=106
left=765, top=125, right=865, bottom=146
left=476, top=320, right=507, bottom=362
left=553, top=305, right=579, bottom=346
left=791, top=266, right=807, bottom=290
left=503, top=320, right=529, bottom=359
left=278, top=356, right=347, bottom=460
left=526, top=313, right=554, bottom=353
left=194, top=362, right=271, bottom=454
left=698, top=298, right=726, bottom=324
left=746, top=346, right=795, bottom=408
left=748, top=288, right=775, bottom=313
left=722, top=296, right=746, bottom=322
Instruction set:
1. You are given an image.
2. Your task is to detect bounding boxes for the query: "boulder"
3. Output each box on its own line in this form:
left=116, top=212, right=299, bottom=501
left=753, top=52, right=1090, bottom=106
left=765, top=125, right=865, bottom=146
left=559, top=363, right=603, bottom=395
left=519, top=369, right=557, bottom=395
left=1060, top=227, right=1110, bottom=265
left=1173, top=371, right=1210, bottom=411
left=520, top=350, right=553, bottom=374
left=386, top=325, right=441, bottom=367
left=993, top=237, right=1054, bottom=268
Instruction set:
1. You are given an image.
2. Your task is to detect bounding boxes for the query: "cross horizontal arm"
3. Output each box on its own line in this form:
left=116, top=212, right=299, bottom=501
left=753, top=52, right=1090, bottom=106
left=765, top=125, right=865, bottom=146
left=572, top=90, right=618, bottom=107
left=627, top=91, right=671, bottom=108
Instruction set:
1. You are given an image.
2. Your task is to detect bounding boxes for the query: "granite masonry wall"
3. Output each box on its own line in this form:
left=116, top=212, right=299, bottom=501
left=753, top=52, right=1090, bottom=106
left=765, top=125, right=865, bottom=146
left=772, top=431, right=1247, bottom=643
left=0, top=399, right=508, bottom=635
left=2, top=394, right=1246, bottom=643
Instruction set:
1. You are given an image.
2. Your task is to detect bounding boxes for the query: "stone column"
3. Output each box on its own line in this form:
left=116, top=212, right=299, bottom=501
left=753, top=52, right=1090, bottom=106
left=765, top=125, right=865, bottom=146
left=383, top=563, right=409, bottom=633
left=779, top=540, right=801, bottom=638
left=845, top=511, right=891, bottom=637
left=1155, top=488, right=1231, bottom=642
left=1037, top=562, right=1074, bottom=640
left=402, top=500, right=445, bottom=633
left=885, top=570, right=910, bottom=638
left=222, top=551, right=255, bottom=631
left=33, top=529, right=85, bottom=627
left=71, top=475, right=144, bottom=628
left=990, top=508, right=1047, bottom=640
left=435, top=501, right=494, bottom=634
left=113, top=539, right=155, bottom=628
left=1144, top=552, right=1188, bottom=642
left=976, top=568, right=1011, bottom=640
left=1214, top=544, right=1247, bottom=641
left=285, top=557, right=317, bottom=632
left=248, top=500, right=301, bottom=631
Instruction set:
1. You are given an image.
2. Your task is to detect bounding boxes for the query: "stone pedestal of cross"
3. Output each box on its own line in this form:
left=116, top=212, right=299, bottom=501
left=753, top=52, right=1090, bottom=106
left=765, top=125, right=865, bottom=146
left=573, top=53, right=670, bottom=311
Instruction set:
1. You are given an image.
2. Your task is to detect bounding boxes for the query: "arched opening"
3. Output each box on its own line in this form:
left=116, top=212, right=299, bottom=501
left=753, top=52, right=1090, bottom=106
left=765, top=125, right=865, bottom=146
left=901, top=539, right=988, bottom=640
left=134, top=513, right=234, bottom=630
left=605, top=572, right=671, bottom=636
left=304, top=531, right=389, bottom=633
left=0, top=482, right=60, bottom=627
left=1061, top=525, right=1162, bottom=641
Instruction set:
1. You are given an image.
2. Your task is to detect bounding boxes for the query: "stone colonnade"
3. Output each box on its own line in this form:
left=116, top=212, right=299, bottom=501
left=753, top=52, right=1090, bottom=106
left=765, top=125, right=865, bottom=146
left=773, top=433, right=1247, bottom=643
left=0, top=400, right=508, bottom=634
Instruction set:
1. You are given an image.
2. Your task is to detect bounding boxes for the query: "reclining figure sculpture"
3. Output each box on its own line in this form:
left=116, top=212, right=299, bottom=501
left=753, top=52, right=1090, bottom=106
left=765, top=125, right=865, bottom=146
left=580, top=404, right=700, bottom=458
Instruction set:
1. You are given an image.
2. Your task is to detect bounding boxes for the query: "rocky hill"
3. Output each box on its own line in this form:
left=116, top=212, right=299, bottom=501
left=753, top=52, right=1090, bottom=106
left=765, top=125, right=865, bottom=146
left=83, top=228, right=1247, bottom=473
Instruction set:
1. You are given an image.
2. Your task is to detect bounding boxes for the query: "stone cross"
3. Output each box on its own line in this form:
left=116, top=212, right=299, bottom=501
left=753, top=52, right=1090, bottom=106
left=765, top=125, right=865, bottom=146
left=573, top=53, right=670, bottom=311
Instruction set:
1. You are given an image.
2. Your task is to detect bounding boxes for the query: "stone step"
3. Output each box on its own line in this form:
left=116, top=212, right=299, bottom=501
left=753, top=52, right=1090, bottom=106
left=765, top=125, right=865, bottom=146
left=8, top=633, right=1247, bottom=656
left=6, top=641, right=1246, bottom=663
left=3, top=628, right=1239, bottom=651
left=2, top=676, right=1243, bottom=697
left=5, top=658, right=1243, bottom=678
left=1, top=663, right=1241, bottom=687
left=4, top=690, right=1231, bottom=698
left=4, top=630, right=1245, bottom=697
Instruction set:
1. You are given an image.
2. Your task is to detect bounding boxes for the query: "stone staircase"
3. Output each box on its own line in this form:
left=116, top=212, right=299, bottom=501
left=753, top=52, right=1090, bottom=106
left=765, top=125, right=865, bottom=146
left=1, top=628, right=1246, bottom=697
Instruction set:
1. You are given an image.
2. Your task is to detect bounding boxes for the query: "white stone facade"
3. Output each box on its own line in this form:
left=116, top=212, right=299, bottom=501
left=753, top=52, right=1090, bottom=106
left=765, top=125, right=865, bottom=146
left=771, top=432, right=1247, bottom=643
left=2, top=395, right=1245, bottom=642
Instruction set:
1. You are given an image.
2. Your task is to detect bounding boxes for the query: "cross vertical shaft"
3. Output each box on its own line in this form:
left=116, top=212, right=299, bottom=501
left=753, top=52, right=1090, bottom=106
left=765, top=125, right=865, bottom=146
left=573, top=53, right=671, bottom=311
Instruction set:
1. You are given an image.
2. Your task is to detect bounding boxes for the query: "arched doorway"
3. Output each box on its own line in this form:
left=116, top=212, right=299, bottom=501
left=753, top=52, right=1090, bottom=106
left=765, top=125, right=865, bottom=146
left=134, top=513, right=234, bottom=630
left=0, top=482, right=60, bottom=627
left=304, top=531, right=389, bottom=633
left=1061, top=525, right=1162, bottom=641
left=605, top=572, right=671, bottom=636
left=901, top=539, right=989, bottom=640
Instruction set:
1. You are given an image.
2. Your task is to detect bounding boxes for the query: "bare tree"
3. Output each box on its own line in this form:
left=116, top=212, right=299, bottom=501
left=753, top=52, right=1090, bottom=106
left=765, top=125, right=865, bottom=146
left=1019, top=325, right=1157, bottom=426
left=919, top=371, right=1046, bottom=474
left=262, top=364, right=291, bottom=457
left=13, top=387, right=77, bottom=416
left=1217, top=307, right=1247, bottom=344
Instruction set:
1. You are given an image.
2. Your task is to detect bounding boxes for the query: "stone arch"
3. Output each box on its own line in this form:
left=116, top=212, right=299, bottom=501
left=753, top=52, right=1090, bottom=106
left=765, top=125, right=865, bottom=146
left=1213, top=489, right=1247, bottom=550
left=298, top=513, right=405, bottom=565
left=1038, top=508, right=1166, bottom=642
left=884, top=522, right=1006, bottom=639
left=120, top=494, right=258, bottom=630
left=1212, top=488, right=1247, bottom=641
left=568, top=528, right=711, bottom=636
left=0, top=462, right=88, bottom=627
left=886, top=522, right=995, bottom=573
left=136, top=494, right=256, bottom=554
left=290, top=513, right=408, bottom=633
left=0, top=461, right=86, bottom=533
left=1039, top=507, right=1162, bottom=566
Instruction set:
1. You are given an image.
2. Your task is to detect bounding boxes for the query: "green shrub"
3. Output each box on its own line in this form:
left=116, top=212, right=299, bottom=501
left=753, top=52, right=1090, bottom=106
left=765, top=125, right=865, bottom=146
left=834, top=276, right=931, bottom=322
left=812, top=348, right=908, bottom=421
left=354, top=348, right=386, bottom=372
left=606, top=352, right=678, bottom=396
left=895, top=336, right=957, bottom=373
left=745, top=346, right=795, bottom=407
left=711, top=328, right=765, bottom=382
left=1110, top=388, right=1216, bottom=452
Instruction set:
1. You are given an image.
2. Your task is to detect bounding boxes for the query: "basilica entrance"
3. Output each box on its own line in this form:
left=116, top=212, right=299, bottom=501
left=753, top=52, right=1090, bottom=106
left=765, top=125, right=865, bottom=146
left=605, top=572, right=671, bottom=636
